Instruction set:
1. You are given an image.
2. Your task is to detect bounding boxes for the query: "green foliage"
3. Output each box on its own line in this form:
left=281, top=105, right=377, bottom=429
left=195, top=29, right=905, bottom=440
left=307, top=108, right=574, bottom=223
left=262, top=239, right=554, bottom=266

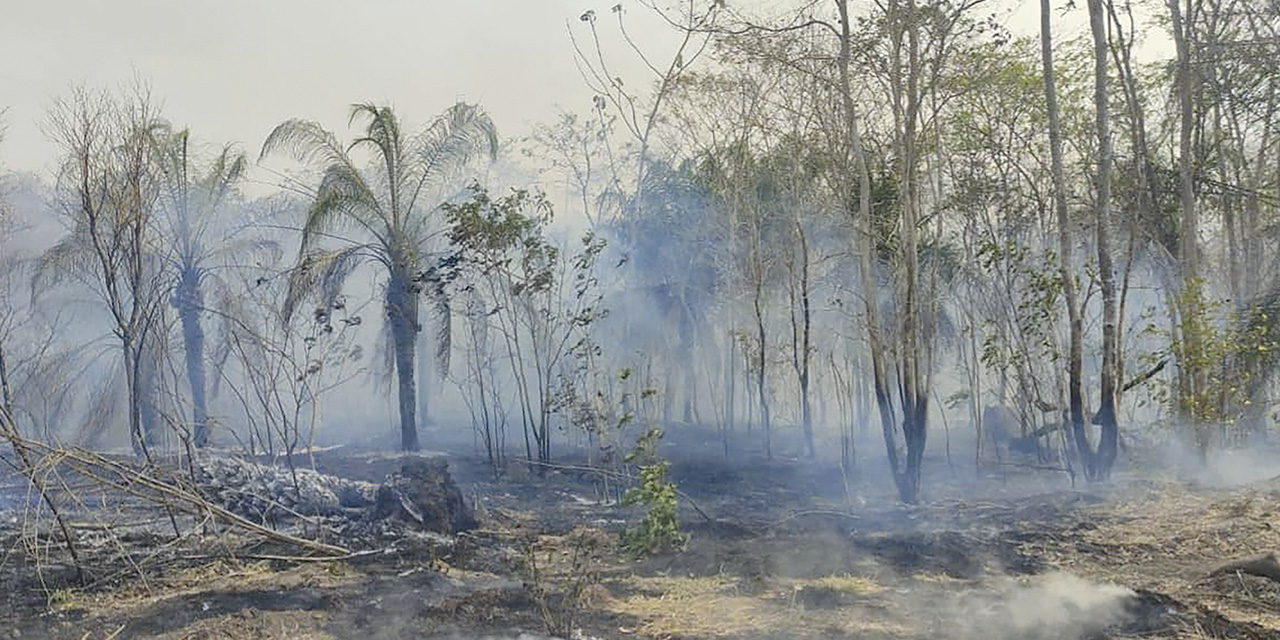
left=619, top=428, right=687, bottom=556
left=261, top=101, right=497, bottom=321
left=444, top=184, right=609, bottom=464
left=976, top=239, right=1063, bottom=375
left=1163, top=279, right=1276, bottom=446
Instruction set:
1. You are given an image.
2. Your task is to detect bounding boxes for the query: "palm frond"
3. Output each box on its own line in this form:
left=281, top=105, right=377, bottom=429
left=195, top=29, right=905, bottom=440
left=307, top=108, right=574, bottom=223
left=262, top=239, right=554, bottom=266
left=419, top=260, right=453, bottom=374
left=76, top=359, right=123, bottom=447
left=205, top=236, right=284, bottom=273
left=260, top=118, right=351, bottom=168
left=432, top=298, right=451, bottom=374
left=31, top=230, right=97, bottom=300
left=349, top=103, right=404, bottom=185
left=282, top=245, right=367, bottom=323
left=404, top=102, right=499, bottom=216
left=301, top=163, right=390, bottom=252
left=199, top=144, right=247, bottom=212
left=373, top=315, right=396, bottom=395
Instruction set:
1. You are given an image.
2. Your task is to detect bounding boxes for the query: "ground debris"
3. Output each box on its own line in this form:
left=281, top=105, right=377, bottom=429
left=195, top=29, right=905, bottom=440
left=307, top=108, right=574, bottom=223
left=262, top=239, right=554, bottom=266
left=1208, top=553, right=1280, bottom=584
left=193, top=455, right=377, bottom=519
left=193, top=455, right=475, bottom=540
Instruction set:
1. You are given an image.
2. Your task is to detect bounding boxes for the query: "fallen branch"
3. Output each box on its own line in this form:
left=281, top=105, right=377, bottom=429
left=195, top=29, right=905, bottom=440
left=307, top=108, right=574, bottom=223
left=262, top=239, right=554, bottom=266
left=0, top=407, right=84, bottom=582
left=522, top=459, right=718, bottom=524
left=16, top=437, right=349, bottom=557
left=179, top=548, right=387, bottom=564
left=1122, top=358, right=1167, bottom=393
left=1208, top=553, right=1280, bottom=584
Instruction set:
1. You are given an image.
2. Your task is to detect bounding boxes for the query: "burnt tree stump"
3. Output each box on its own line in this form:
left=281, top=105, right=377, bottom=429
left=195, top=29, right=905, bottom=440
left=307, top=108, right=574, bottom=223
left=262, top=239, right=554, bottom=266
left=373, top=458, right=476, bottom=534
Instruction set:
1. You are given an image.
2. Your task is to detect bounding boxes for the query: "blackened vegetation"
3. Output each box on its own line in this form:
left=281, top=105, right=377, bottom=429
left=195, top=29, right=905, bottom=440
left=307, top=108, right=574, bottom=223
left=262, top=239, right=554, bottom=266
left=7, top=446, right=1280, bottom=639
left=373, top=459, right=476, bottom=534
left=1118, top=590, right=1277, bottom=640
left=852, top=531, right=1044, bottom=579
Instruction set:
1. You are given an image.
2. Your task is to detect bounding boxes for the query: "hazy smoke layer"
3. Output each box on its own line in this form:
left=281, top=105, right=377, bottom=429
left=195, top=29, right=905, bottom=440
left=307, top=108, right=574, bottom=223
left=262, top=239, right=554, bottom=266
left=937, top=572, right=1135, bottom=640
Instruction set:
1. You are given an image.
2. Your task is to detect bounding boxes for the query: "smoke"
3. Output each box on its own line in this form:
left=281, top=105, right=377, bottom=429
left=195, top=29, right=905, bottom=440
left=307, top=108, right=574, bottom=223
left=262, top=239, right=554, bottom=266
left=937, top=572, right=1136, bottom=640
left=1121, top=422, right=1280, bottom=487
left=1197, top=447, right=1280, bottom=486
left=931, top=573, right=1131, bottom=637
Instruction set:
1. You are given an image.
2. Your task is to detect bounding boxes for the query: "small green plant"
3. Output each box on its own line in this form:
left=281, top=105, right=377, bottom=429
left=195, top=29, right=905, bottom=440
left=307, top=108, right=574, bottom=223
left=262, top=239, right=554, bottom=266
left=619, top=428, right=688, bottom=555
left=519, top=526, right=608, bottom=637
left=47, top=588, right=75, bottom=610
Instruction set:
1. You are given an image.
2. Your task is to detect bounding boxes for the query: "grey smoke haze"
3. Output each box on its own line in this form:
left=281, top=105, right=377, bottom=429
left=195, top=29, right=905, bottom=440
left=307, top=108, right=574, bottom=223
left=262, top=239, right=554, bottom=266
left=0, top=0, right=1167, bottom=179
left=0, top=1, right=680, bottom=179
left=950, top=573, right=1136, bottom=640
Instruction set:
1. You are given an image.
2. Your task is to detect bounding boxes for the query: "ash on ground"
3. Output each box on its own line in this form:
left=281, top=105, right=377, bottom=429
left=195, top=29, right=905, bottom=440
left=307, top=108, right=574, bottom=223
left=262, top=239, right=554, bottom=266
left=193, top=454, right=476, bottom=546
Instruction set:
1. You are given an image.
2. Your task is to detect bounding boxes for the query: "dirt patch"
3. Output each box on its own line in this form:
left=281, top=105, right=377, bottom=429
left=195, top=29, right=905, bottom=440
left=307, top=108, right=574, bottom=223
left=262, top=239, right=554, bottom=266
left=853, top=530, right=1043, bottom=578
left=8, top=446, right=1280, bottom=639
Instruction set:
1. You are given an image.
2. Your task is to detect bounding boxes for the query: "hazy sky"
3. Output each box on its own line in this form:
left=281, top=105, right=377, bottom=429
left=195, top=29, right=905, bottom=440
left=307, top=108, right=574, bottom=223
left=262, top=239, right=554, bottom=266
left=0, top=1, right=1163, bottom=178
left=0, top=1, right=679, bottom=173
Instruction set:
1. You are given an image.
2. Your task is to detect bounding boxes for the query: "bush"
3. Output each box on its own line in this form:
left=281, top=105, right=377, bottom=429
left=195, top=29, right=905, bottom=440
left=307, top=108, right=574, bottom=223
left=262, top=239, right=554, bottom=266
left=619, top=429, right=687, bottom=555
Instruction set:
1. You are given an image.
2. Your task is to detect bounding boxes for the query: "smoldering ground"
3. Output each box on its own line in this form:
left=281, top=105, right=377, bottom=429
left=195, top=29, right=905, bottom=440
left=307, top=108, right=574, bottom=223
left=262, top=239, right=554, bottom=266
left=928, top=572, right=1136, bottom=640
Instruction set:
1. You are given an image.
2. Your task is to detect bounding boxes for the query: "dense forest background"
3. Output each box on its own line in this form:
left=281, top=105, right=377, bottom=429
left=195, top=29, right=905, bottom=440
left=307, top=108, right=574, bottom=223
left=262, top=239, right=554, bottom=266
left=2, top=0, right=1279, bottom=505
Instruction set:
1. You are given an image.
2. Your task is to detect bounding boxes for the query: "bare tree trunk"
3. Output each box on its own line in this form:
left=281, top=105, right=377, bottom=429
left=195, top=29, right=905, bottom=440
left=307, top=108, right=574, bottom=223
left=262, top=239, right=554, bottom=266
left=388, top=270, right=420, bottom=452
left=790, top=224, right=816, bottom=458
left=1088, top=0, right=1120, bottom=480
left=0, top=345, right=13, bottom=429
left=838, top=0, right=903, bottom=497
left=177, top=272, right=209, bottom=447
left=885, top=0, right=929, bottom=503
left=123, top=338, right=145, bottom=455
left=1170, top=0, right=1209, bottom=452
left=725, top=330, right=735, bottom=457
left=1042, top=0, right=1088, bottom=476
left=753, top=280, right=771, bottom=459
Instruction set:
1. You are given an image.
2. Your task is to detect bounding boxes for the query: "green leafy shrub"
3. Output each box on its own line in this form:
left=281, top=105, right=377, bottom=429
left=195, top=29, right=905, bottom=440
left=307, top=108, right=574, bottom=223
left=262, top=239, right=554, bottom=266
left=619, top=428, right=687, bottom=555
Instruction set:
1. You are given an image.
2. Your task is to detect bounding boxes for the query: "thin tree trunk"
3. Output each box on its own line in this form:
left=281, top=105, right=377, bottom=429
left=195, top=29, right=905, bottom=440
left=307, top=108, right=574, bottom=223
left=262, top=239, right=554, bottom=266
left=1043, top=0, right=1088, bottom=475
left=754, top=281, right=771, bottom=459
left=839, top=0, right=901, bottom=495
left=799, top=226, right=814, bottom=459
left=1088, top=0, right=1120, bottom=479
left=725, top=331, right=735, bottom=457
left=0, top=345, right=13, bottom=428
left=123, top=338, right=145, bottom=456
left=886, top=0, right=928, bottom=503
left=1170, top=0, right=1208, bottom=446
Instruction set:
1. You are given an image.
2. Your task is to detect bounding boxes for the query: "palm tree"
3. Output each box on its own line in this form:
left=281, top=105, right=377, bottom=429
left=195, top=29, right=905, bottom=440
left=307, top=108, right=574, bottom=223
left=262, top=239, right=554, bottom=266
left=150, top=126, right=252, bottom=447
left=261, top=102, right=498, bottom=451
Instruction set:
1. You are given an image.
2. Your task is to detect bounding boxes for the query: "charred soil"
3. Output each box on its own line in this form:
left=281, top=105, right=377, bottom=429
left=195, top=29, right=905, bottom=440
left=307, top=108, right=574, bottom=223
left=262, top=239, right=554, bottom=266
left=4, top=437, right=1280, bottom=639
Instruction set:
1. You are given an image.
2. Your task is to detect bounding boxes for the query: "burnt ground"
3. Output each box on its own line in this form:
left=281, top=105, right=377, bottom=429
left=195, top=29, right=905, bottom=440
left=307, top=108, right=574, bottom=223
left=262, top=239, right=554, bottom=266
left=4, top=425, right=1280, bottom=639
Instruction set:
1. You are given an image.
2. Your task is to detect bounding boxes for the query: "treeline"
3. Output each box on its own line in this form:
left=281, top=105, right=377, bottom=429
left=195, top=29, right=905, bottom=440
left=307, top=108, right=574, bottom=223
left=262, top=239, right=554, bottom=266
left=1, top=0, right=1278, bottom=504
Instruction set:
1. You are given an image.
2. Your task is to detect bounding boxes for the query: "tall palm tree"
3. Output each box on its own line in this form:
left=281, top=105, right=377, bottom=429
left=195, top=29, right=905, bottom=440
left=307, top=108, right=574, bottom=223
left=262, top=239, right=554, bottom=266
left=261, top=102, right=498, bottom=451
left=150, top=126, right=252, bottom=447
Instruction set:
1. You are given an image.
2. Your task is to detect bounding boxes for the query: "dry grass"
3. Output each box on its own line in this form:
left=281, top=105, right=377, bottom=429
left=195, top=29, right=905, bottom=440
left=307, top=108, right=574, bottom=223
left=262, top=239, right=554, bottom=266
left=55, top=559, right=361, bottom=616
left=608, top=574, right=776, bottom=637
left=603, top=572, right=909, bottom=639
left=146, top=610, right=334, bottom=640
left=1023, top=479, right=1280, bottom=634
left=910, top=571, right=968, bottom=584
left=800, top=573, right=886, bottom=596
